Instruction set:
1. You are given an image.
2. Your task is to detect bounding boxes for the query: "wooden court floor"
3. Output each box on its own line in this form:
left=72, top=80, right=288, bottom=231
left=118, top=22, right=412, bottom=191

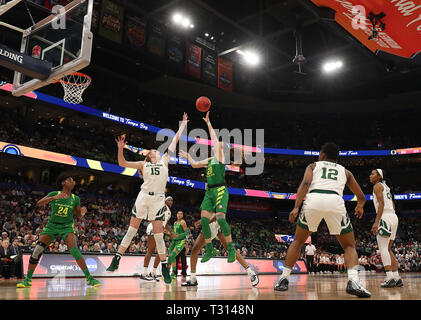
left=1, top=273, right=420, bottom=300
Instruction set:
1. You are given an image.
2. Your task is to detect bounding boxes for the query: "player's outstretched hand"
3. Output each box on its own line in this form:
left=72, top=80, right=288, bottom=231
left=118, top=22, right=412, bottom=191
left=179, top=150, right=189, bottom=159
left=80, top=206, right=87, bottom=217
left=354, top=205, right=364, bottom=219
left=289, top=208, right=299, bottom=223
left=202, top=111, right=210, bottom=124
left=182, top=112, right=189, bottom=124
left=115, top=135, right=126, bottom=149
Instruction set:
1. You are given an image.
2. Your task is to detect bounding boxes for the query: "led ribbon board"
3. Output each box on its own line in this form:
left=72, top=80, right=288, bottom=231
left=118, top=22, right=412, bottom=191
left=2, top=141, right=421, bottom=201
left=1, top=81, right=420, bottom=156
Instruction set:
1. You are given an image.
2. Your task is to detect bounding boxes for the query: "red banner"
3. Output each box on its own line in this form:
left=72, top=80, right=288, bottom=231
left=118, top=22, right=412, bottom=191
left=218, top=57, right=233, bottom=92
left=229, top=202, right=271, bottom=212
left=184, top=41, right=202, bottom=79
left=310, top=0, right=421, bottom=59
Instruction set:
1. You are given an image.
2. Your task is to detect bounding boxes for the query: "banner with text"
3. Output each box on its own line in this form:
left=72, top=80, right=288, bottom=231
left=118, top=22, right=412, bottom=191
left=218, top=57, right=233, bottom=92
left=166, top=33, right=185, bottom=71
left=147, top=21, right=166, bottom=57
left=202, top=49, right=218, bottom=86
left=98, top=0, right=125, bottom=44
left=184, top=41, right=202, bottom=78
left=124, top=13, right=146, bottom=52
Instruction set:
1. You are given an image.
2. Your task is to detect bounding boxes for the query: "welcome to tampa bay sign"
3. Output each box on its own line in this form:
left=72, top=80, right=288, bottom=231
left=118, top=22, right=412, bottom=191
left=310, top=0, right=421, bottom=59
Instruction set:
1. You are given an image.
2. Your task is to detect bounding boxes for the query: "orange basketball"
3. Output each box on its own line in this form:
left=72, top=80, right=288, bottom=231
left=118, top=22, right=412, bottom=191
left=196, top=96, right=211, bottom=112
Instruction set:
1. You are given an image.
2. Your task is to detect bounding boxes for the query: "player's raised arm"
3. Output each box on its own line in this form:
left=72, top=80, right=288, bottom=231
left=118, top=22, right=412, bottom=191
left=289, top=163, right=315, bottom=223
left=167, top=112, right=189, bottom=154
left=202, top=111, right=224, bottom=163
left=346, top=169, right=366, bottom=219
left=115, top=136, right=144, bottom=169
left=179, top=151, right=210, bottom=168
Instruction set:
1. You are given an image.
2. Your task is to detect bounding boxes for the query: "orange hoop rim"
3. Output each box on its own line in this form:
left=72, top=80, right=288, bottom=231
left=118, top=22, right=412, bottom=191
left=55, top=72, right=92, bottom=86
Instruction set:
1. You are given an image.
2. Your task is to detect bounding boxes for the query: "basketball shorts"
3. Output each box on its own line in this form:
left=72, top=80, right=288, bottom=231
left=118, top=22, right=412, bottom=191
left=131, top=190, right=166, bottom=221
left=200, top=185, right=229, bottom=213
left=297, top=193, right=353, bottom=235
left=201, top=221, right=221, bottom=241
left=378, top=213, right=398, bottom=240
left=40, top=222, right=75, bottom=241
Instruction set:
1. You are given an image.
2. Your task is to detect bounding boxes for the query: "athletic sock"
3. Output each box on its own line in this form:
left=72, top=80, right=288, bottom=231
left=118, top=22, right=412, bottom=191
left=26, top=269, right=34, bottom=281
left=281, top=266, right=292, bottom=280
left=115, top=253, right=122, bottom=262
left=246, top=266, right=253, bottom=276
left=347, top=266, right=359, bottom=282
left=386, top=271, right=394, bottom=280
left=393, top=270, right=400, bottom=280
left=205, top=242, right=213, bottom=251
left=227, top=242, right=234, bottom=251
left=142, top=266, right=148, bottom=276
left=82, top=268, right=91, bottom=278
left=190, top=272, right=196, bottom=281
left=151, top=268, right=157, bottom=276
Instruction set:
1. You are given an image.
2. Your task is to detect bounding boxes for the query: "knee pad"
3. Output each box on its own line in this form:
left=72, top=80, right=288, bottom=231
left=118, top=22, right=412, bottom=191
left=120, top=226, right=138, bottom=248
left=70, top=246, right=83, bottom=261
left=377, top=235, right=391, bottom=266
left=153, top=233, right=166, bottom=255
left=29, top=241, right=47, bottom=265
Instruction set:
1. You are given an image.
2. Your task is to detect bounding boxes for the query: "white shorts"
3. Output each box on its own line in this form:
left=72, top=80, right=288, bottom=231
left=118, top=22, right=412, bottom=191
left=210, top=221, right=221, bottom=240
left=131, top=190, right=166, bottom=221
left=146, top=223, right=153, bottom=236
left=297, top=193, right=352, bottom=235
left=378, top=213, right=398, bottom=240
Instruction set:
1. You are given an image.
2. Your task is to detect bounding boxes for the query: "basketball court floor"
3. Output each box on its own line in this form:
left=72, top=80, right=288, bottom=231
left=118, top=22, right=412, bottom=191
left=1, top=274, right=420, bottom=300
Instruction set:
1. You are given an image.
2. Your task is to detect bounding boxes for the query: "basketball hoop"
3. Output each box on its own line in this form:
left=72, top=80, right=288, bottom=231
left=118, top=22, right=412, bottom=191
left=58, top=72, right=91, bottom=104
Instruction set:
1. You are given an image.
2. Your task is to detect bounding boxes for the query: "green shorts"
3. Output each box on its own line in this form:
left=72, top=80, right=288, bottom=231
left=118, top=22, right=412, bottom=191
left=200, top=185, right=229, bottom=213
left=169, top=239, right=186, bottom=254
left=40, top=222, right=75, bottom=242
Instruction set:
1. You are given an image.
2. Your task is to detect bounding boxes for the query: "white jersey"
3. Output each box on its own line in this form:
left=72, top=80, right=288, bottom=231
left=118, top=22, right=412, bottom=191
left=373, top=182, right=396, bottom=215
left=146, top=206, right=172, bottom=236
left=309, top=161, right=347, bottom=197
left=140, top=158, right=168, bottom=194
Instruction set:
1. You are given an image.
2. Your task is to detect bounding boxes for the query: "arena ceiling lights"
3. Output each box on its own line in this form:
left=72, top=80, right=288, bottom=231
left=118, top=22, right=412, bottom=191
left=172, top=12, right=194, bottom=29
left=237, top=50, right=261, bottom=66
left=322, top=59, right=344, bottom=73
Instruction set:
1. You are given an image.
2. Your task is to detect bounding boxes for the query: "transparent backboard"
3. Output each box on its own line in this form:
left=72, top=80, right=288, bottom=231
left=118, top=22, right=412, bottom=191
left=12, top=0, right=93, bottom=96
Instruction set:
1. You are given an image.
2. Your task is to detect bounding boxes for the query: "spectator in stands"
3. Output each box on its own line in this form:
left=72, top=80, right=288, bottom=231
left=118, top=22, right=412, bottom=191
left=0, top=239, right=16, bottom=279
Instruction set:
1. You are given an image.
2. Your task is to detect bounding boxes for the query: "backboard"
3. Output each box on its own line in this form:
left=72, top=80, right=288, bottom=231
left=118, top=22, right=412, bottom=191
left=11, top=0, right=93, bottom=96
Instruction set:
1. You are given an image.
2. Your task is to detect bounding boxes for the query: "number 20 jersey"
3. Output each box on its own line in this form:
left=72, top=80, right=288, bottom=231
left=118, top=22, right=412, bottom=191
left=308, top=161, right=347, bottom=197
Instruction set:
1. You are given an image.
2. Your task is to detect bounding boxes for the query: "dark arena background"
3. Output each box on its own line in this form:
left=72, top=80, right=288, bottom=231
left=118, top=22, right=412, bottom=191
left=0, top=0, right=421, bottom=315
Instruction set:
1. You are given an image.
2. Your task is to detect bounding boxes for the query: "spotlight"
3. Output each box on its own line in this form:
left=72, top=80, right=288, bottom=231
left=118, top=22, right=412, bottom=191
left=243, top=50, right=260, bottom=66
left=322, top=60, right=343, bottom=73
left=210, top=36, right=214, bottom=40
left=181, top=18, right=190, bottom=28
left=172, top=13, right=182, bottom=23
left=236, top=50, right=244, bottom=55
left=189, top=24, right=194, bottom=28
left=205, top=33, right=209, bottom=37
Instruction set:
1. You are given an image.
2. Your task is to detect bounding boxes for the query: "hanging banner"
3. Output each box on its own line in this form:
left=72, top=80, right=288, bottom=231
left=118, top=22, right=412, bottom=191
left=124, top=13, right=146, bottom=52
left=166, top=33, right=185, bottom=70
left=218, top=57, right=233, bottom=92
left=202, top=49, right=218, bottom=86
left=147, top=22, right=166, bottom=57
left=91, top=0, right=102, bottom=32
left=184, top=41, right=202, bottom=78
left=98, top=0, right=125, bottom=44
left=310, top=0, right=421, bottom=59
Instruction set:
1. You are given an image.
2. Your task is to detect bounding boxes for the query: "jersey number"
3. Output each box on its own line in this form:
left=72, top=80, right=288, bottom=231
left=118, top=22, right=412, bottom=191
left=151, top=167, right=160, bottom=175
left=321, top=168, right=338, bottom=180
left=57, top=206, right=69, bottom=216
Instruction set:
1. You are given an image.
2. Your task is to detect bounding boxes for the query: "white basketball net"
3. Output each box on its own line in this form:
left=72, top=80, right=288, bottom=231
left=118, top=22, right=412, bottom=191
left=59, top=73, right=91, bottom=104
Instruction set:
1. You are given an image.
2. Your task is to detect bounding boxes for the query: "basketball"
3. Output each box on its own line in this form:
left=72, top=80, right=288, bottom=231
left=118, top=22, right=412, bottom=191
left=196, top=96, right=211, bottom=112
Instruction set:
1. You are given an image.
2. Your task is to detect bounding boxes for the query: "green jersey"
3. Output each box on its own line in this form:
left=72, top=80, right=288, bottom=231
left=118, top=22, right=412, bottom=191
left=173, top=220, right=185, bottom=235
left=206, top=157, right=226, bottom=186
left=47, top=191, right=80, bottom=225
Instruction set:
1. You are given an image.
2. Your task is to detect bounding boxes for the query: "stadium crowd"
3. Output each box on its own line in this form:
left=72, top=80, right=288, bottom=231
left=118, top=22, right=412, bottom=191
left=1, top=179, right=420, bottom=279
left=1, top=108, right=421, bottom=194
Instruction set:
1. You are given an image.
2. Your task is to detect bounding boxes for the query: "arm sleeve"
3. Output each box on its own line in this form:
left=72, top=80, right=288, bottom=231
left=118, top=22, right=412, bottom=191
left=175, top=230, right=189, bottom=240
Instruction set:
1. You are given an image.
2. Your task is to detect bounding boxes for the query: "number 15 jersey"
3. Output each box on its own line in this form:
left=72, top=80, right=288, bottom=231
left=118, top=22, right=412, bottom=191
left=308, top=161, right=347, bottom=197
left=140, top=158, right=169, bottom=194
